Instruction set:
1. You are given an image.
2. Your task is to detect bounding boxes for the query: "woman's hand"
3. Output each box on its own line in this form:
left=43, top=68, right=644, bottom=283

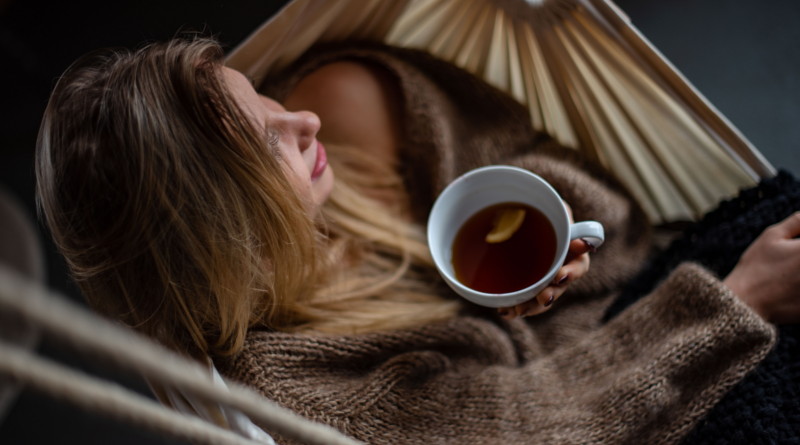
left=724, top=211, right=800, bottom=324
left=498, top=203, right=593, bottom=320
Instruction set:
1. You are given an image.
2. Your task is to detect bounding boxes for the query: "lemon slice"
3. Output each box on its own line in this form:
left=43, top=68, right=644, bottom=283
left=485, top=208, right=526, bottom=243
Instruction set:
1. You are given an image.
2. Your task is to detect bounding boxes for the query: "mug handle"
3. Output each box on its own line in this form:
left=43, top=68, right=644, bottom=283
left=569, top=221, right=605, bottom=248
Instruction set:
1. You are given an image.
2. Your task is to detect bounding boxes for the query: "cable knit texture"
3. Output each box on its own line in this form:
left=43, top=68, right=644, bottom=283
left=219, top=44, right=777, bottom=444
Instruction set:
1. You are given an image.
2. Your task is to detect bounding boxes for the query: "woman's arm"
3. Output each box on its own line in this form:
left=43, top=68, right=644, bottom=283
left=723, top=211, right=800, bottom=323
left=228, top=263, right=775, bottom=444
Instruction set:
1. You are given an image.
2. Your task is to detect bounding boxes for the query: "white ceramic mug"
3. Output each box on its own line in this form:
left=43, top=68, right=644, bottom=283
left=427, top=165, right=604, bottom=308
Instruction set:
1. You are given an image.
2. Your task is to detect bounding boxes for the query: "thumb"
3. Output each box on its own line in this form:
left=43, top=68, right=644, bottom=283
left=566, top=238, right=594, bottom=262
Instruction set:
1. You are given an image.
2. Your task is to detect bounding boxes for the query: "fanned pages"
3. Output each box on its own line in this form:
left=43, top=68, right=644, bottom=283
left=226, top=0, right=776, bottom=224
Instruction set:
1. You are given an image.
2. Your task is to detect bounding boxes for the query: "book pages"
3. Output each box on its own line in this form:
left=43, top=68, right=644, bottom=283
left=226, top=0, right=775, bottom=223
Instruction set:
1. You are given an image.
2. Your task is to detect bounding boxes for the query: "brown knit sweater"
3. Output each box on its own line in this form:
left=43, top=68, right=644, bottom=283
left=220, top=45, right=776, bottom=444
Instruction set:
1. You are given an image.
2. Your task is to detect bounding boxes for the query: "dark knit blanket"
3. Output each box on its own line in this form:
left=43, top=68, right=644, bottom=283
left=605, top=170, right=800, bottom=444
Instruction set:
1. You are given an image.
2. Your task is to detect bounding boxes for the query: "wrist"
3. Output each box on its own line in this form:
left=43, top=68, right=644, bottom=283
left=723, top=272, right=769, bottom=321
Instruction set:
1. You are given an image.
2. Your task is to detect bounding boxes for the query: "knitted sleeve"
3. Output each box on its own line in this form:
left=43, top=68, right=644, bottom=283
left=224, top=263, right=775, bottom=445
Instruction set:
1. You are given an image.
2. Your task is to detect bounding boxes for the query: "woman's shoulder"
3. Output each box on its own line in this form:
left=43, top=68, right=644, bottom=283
left=282, top=60, right=404, bottom=164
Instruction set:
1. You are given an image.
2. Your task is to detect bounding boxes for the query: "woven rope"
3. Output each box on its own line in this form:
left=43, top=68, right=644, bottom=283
left=0, top=265, right=363, bottom=445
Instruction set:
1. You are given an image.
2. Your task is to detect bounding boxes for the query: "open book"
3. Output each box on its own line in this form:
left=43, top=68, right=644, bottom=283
left=226, top=0, right=775, bottom=224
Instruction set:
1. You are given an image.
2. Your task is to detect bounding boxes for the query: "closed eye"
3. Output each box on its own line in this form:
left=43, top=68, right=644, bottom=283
left=266, top=128, right=282, bottom=159
left=267, top=129, right=280, bottom=147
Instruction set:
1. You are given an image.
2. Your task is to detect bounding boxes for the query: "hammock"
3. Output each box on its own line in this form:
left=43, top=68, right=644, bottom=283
left=0, top=265, right=356, bottom=445
left=226, top=0, right=776, bottom=224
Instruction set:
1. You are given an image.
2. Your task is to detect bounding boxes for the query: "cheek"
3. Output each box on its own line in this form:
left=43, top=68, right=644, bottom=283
left=279, top=157, right=314, bottom=201
left=313, top=167, right=335, bottom=206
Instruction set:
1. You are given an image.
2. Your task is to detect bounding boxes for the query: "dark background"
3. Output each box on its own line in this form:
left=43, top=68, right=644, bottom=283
left=0, top=0, right=798, bottom=443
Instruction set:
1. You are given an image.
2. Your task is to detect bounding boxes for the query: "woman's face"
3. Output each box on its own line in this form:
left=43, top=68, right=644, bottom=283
left=222, top=66, right=334, bottom=213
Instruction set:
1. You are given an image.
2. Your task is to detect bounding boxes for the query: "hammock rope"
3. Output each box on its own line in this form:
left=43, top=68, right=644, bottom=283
left=0, top=342, right=260, bottom=445
left=0, top=266, right=363, bottom=445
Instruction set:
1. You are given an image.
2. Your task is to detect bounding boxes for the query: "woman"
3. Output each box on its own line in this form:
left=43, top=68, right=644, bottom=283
left=36, top=37, right=800, bottom=444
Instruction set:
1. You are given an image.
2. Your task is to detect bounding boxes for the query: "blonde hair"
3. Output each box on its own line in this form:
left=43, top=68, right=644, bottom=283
left=297, top=144, right=461, bottom=335
left=36, top=37, right=459, bottom=360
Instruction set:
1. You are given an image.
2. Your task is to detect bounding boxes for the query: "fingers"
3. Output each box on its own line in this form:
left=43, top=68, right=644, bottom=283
left=497, top=291, right=554, bottom=319
left=560, top=239, right=592, bottom=283
left=566, top=238, right=595, bottom=262
left=498, top=237, right=594, bottom=320
left=497, top=271, right=574, bottom=319
left=769, top=211, right=800, bottom=240
left=496, top=207, right=594, bottom=321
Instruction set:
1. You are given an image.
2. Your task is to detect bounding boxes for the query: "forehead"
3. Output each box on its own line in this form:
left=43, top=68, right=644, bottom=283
left=221, top=67, right=285, bottom=121
left=221, top=67, right=260, bottom=114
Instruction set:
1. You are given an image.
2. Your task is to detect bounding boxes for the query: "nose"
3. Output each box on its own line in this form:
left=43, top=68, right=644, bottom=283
left=279, top=110, right=321, bottom=153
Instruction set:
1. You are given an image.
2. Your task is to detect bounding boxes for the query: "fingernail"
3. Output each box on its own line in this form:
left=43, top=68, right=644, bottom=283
left=582, top=238, right=597, bottom=253
left=552, top=274, right=569, bottom=286
left=543, top=294, right=555, bottom=307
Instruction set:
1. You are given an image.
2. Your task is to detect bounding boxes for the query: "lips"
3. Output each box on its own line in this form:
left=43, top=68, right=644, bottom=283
left=310, top=140, right=328, bottom=181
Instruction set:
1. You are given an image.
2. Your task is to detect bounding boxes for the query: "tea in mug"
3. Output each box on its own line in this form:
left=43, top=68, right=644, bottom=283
left=451, top=202, right=557, bottom=294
